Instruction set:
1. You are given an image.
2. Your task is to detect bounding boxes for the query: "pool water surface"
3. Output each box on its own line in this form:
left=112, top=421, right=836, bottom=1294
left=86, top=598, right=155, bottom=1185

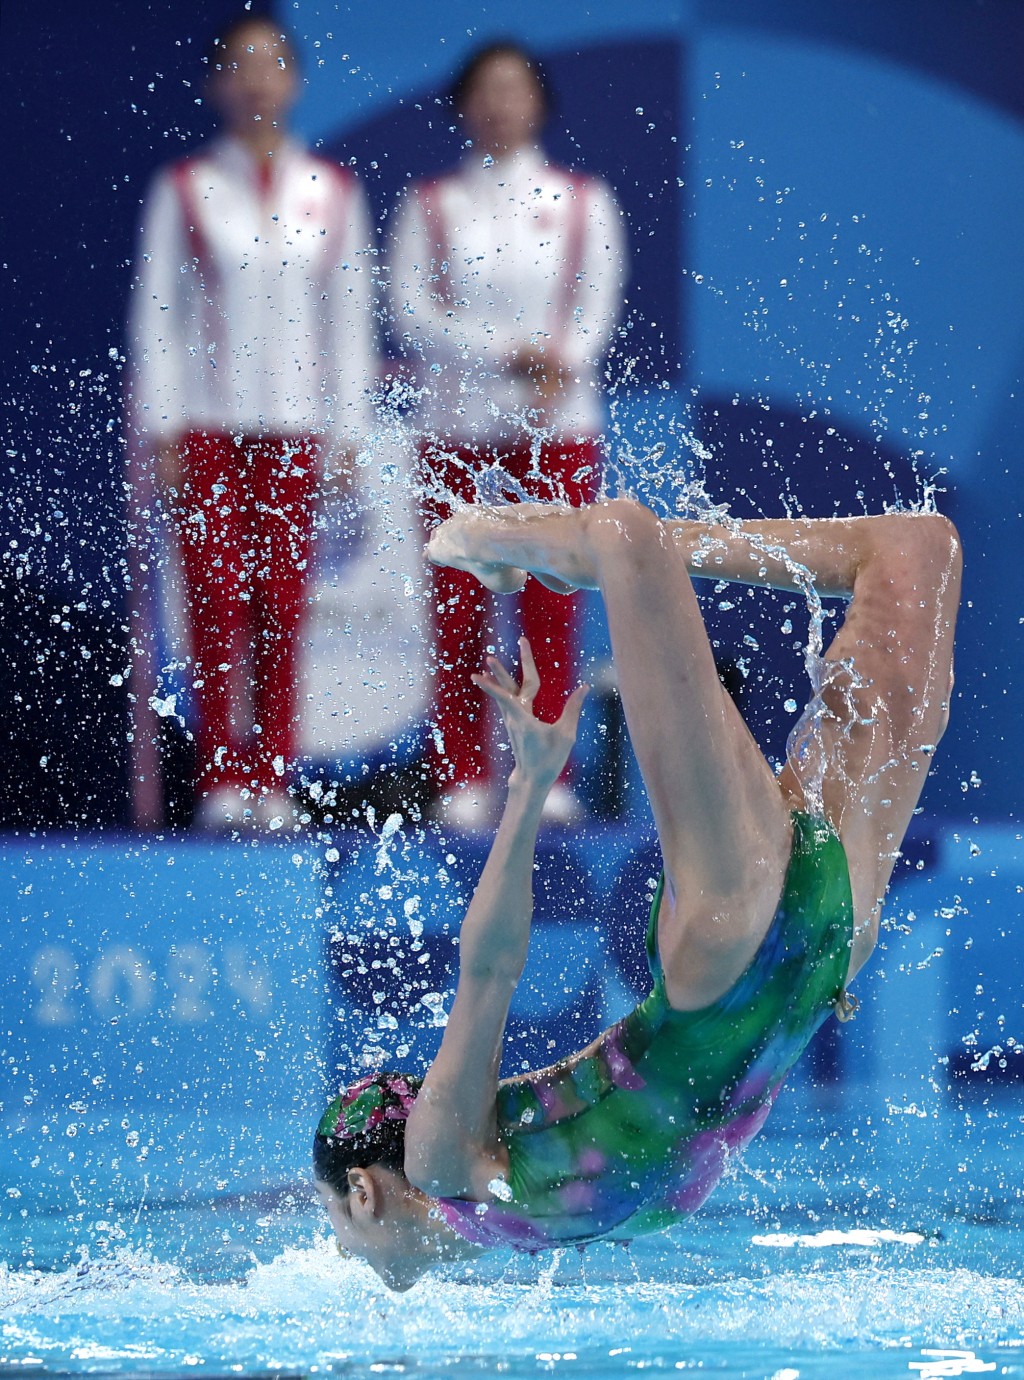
left=2, top=1088, right=1020, bottom=1380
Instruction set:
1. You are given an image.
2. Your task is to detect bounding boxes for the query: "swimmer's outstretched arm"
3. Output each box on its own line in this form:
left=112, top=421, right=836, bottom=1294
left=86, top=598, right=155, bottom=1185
left=404, top=640, right=589, bottom=1202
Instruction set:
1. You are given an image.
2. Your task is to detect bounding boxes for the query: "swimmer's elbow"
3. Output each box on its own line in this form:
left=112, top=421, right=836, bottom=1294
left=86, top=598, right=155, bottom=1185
left=404, top=1098, right=482, bottom=1199
left=460, top=956, right=526, bottom=989
left=405, top=1147, right=473, bottom=1200
left=402, top=1151, right=436, bottom=1196
left=403, top=1127, right=444, bottom=1196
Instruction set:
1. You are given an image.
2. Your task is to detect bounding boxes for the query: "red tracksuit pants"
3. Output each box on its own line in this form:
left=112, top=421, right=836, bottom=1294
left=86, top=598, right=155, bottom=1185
left=419, top=437, right=600, bottom=789
left=174, top=431, right=317, bottom=797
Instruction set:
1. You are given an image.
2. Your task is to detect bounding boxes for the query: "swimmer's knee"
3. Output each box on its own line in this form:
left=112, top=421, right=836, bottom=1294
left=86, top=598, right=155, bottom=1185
left=872, top=511, right=962, bottom=594
left=921, top=511, right=961, bottom=562
left=908, top=512, right=962, bottom=587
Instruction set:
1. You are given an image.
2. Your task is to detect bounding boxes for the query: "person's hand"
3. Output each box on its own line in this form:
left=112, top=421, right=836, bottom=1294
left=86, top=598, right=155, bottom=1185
left=472, top=637, right=589, bottom=791
left=155, top=441, right=184, bottom=499
left=509, top=346, right=569, bottom=404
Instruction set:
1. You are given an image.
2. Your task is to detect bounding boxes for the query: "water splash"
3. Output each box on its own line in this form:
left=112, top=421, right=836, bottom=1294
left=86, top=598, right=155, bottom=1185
left=1, top=1244, right=1020, bottom=1376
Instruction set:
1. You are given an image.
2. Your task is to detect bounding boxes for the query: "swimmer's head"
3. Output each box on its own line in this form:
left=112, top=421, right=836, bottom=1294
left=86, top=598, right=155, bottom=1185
left=312, top=1072, right=437, bottom=1291
left=313, top=1071, right=421, bottom=1189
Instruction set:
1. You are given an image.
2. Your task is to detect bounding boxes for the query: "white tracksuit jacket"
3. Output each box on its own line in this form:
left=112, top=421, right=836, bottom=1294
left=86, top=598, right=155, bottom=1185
left=389, top=148, right=627, bottom=447
left=127, top=135, right=377, bottom=457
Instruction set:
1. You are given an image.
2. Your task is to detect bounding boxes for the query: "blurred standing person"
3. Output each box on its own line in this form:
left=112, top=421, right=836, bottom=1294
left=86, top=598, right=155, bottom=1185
left=390, top=42, right=627, bottom=828
left=128, top=14, right=377, bottom=830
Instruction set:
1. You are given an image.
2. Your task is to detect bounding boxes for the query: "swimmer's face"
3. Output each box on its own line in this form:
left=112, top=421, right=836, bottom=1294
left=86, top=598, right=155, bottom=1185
left=314, top=1174, right=432, bottom=1293
left=210, top=21, right=298, bottom=132
left=460, top=53, right=546, bottom=154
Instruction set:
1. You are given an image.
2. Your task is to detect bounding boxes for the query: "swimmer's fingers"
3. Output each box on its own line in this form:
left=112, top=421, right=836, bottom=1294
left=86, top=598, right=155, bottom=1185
left=473, top=659, right=541, bottom=740
left=555, top=683, right=591, bottom=741
left=473, top=665, right=589, bottom=742
left=471, top=663, right=523, bottom=717
left=471, top=670, right=510, bottom=706
left=491, top=655, right=520, bottom=695
left=473, top=642, right=540, bottom=709
left=474, top=655, right=519, bottom=699
left=516, top=638, right=541, bottom=705
left=473, top=658, right=588, bottom=786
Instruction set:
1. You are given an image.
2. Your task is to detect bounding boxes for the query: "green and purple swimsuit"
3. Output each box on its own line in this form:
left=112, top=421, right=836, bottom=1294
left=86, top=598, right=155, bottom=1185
left=435, top=811, right=854, bottom=1251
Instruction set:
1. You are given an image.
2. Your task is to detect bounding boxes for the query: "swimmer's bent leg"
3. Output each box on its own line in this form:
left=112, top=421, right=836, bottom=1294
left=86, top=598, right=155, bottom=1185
left=428, top=499, right=794, bottom=1008
left=664, top=512, right=962, bottom=976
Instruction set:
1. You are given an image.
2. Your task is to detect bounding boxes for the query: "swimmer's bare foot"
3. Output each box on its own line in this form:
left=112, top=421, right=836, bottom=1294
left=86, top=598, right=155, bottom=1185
left=507, top=504, right=581, bottom=591
left=427, top=501, right=599, bottom=593
left=426, top=509, right=528, bottom=594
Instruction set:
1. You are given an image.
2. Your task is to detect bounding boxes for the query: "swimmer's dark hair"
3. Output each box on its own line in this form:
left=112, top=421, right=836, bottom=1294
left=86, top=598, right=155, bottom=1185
left=312, top=1071, right=422, bottom=1195
left=205, top=11, right=299, bottom=76
left=448, top=40, right=554, bottom=118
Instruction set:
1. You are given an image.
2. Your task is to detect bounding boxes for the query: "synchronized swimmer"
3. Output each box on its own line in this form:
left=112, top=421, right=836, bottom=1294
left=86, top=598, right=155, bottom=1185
left=313, top=498, right=961, bottom=1290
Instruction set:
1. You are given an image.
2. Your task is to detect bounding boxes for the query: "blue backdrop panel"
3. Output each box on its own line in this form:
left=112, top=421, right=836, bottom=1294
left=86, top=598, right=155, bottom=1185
left=1, top=838, right=330, bottom=1211
left=1, top=819, right=1020, bottom=1231
left=832, top=825, right=1024, bottom=1095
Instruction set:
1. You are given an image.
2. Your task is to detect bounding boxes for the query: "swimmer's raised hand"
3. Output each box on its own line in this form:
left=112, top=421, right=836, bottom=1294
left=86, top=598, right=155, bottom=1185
left=472, top=637, right=589, bottom=792
left=407, top=639, right=587, bottom=1205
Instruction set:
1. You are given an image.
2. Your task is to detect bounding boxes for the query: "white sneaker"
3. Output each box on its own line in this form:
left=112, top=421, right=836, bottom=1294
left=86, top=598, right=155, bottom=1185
left=542, top=781, right=584, bottom=826
left=433, top=784, right=496, bottom=831
left=193, top=783, right=254, bottom=832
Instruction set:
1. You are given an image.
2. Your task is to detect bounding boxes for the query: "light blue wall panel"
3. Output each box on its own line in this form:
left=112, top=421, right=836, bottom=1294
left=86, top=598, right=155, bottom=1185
left=1, top=839, right=330, bottom=1208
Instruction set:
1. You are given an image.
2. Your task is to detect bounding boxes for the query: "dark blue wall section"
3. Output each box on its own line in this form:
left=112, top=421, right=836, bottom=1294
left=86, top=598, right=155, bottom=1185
left=693, top=396, right=938, bottom=774
left=704, top=0, right=1024, bottom=125
left=2, top=0, right=236, bottom=594
left=2, top=2, right=244, bottom=828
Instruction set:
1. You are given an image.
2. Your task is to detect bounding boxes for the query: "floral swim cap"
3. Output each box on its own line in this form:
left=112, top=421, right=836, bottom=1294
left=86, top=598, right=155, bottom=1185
left=317, top=1072, right=421, bottom=1142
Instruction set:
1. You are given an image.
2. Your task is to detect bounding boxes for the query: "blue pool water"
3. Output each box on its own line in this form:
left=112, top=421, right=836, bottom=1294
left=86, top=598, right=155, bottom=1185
left=2, top=1091, right=1021, bottom=1378
left=2, top=827, right=1022, bottom=1377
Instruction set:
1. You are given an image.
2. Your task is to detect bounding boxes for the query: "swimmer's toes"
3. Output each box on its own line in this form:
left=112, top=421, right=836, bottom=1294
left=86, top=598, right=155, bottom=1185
left=425, top=522, right=470, bottom=570
left=424, top=527, right=454, bottom=567
left=425, top=513, right=480, bottom=566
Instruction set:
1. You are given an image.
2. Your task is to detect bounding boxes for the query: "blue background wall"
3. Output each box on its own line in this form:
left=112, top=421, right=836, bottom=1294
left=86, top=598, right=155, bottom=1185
left=2, top=0, right=1023, bottom=824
